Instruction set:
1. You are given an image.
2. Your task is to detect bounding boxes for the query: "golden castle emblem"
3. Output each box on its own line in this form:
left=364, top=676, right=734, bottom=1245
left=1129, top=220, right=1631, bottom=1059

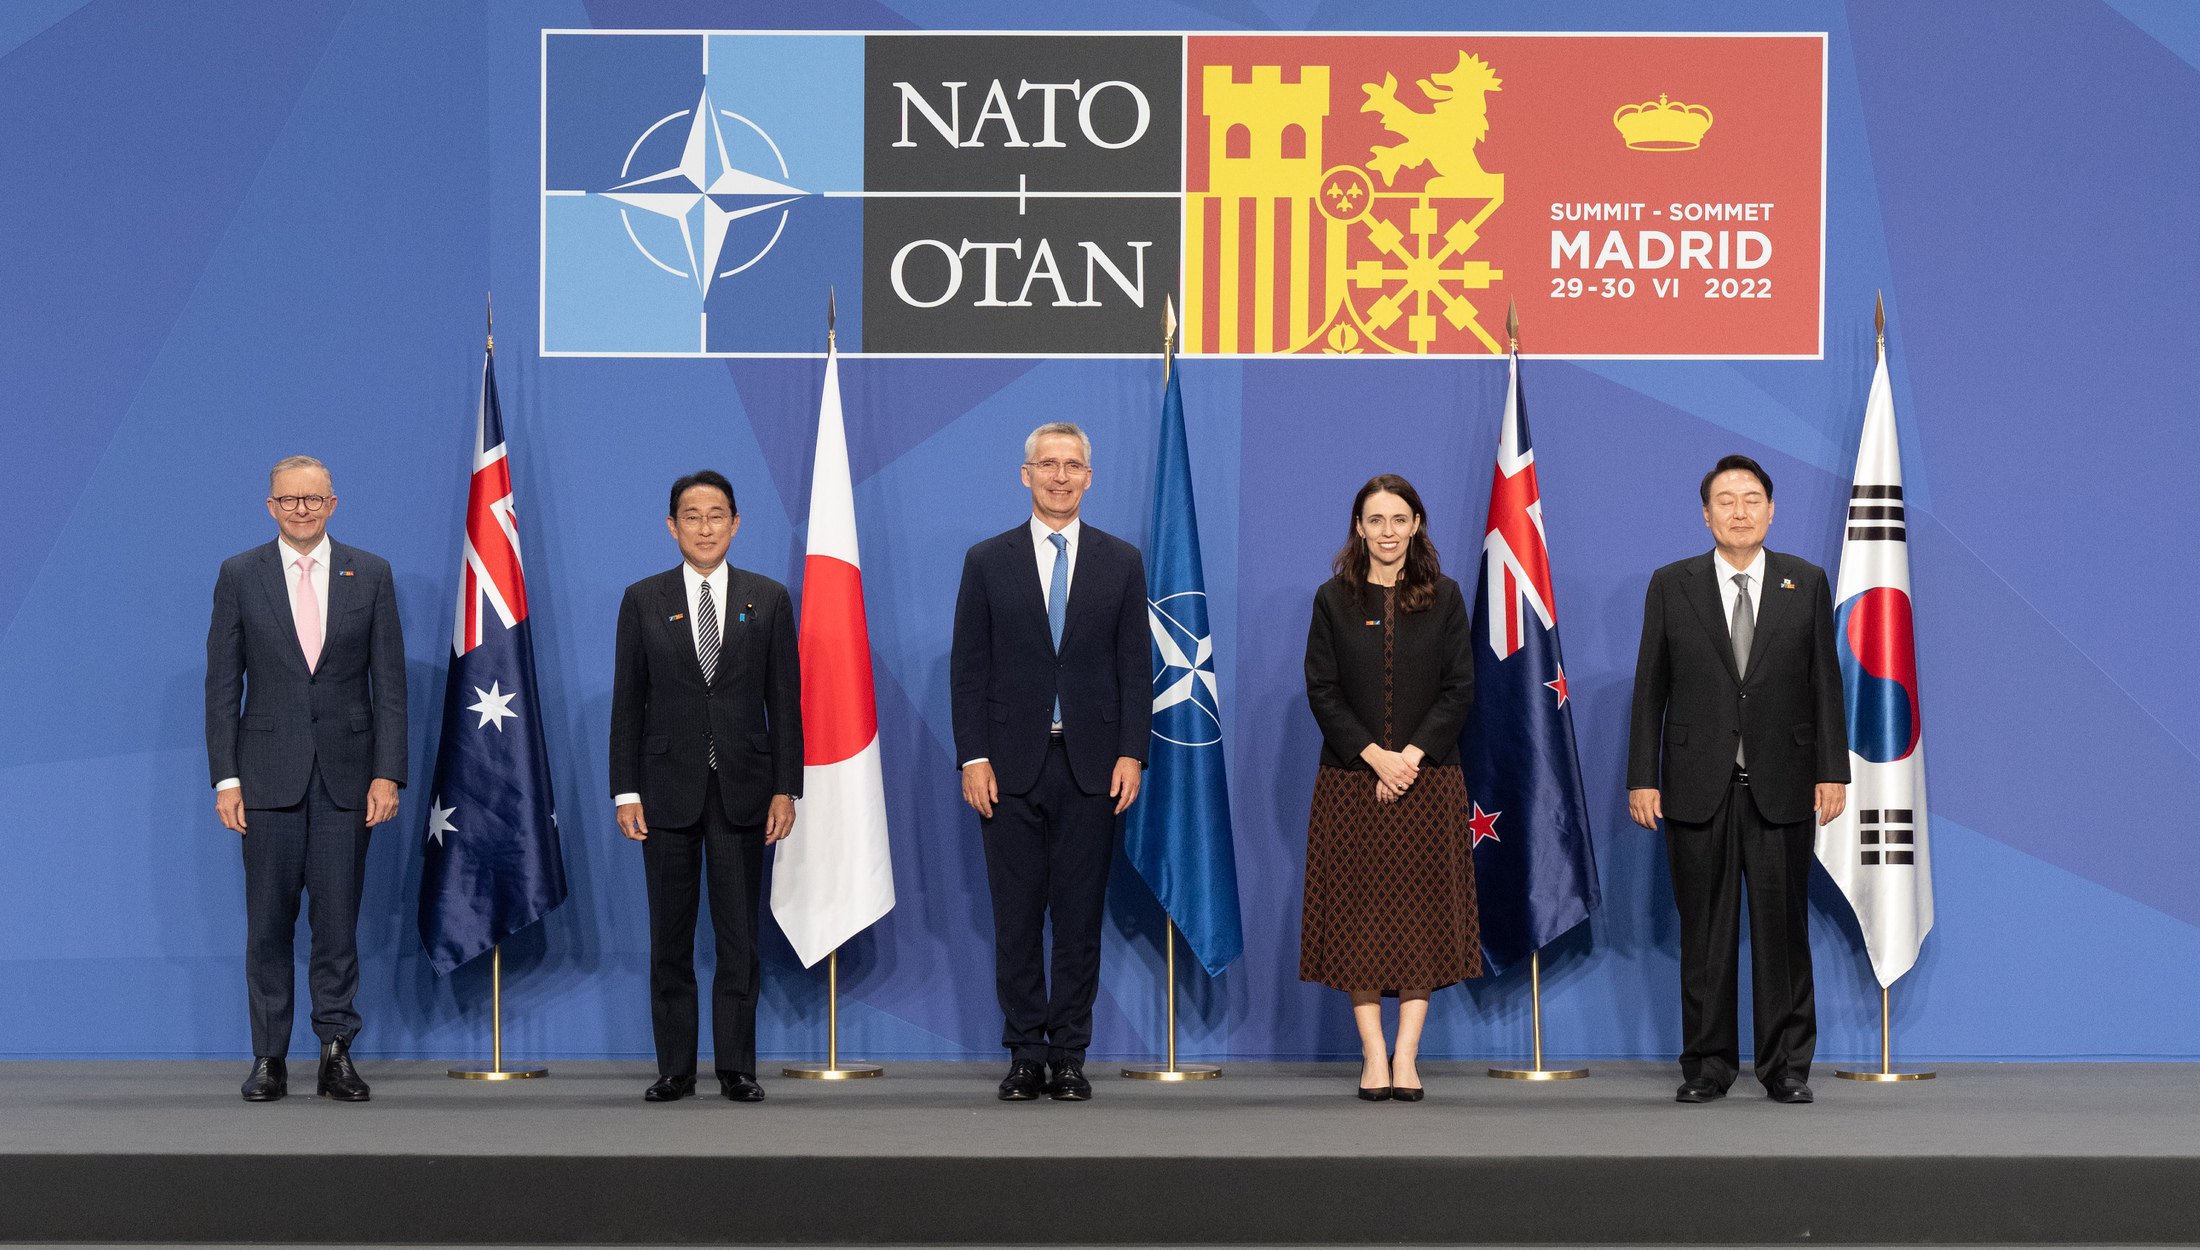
left=1186, top=52, right=1508, bottom=355
left=1612, top=94, right=1713, bottom=151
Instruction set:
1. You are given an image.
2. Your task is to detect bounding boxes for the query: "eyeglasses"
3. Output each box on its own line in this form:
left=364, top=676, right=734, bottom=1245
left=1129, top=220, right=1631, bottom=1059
left=677, top=510, right=733, bottom=529
left=1024, top=459, right=1091, bottom=478
left=271, top=495, right=330, bottom=513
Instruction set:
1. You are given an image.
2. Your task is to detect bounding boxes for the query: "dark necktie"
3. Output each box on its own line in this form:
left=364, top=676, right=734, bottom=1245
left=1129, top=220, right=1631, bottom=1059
left=698, top=580, right=720, bottom=769
left=1730, top=572, right=1753, bottom=766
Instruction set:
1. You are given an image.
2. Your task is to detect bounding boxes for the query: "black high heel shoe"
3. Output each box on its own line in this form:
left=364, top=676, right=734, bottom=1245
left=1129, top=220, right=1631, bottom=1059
left=1359, top=1056, right=1392, bottom=1100
left=1390, top=1053, right=1424, bottom=1102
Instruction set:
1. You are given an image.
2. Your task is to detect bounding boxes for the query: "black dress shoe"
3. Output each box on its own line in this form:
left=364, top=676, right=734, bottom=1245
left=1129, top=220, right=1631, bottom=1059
left=1046, top=1060, right=1092, bottom=1102
left=720, top=1072, right=766, bottom=1103
left=997, top=1059, right=1045, bottom=1101
left=241, top=1057, right=286, bottom=1102
left=1391, top=1084, right=1425, bottom=1102
left=1675, top=1077, right=1726, bottom=1104
left=1767, top=1078, right=1815, bottom=1104
left=643, top=1074, right=696, bottom=1102
left=1357, top=1085, right=1393, bottom=1102
left=315, top=1038, right=370, bottom=1102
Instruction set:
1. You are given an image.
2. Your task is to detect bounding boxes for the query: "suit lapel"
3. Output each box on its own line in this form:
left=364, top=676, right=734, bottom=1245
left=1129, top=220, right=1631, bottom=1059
left=657, top=570, right=708, bottom=685
left=256, top=542, right=312, bottom=676
left=1682, top=553, right=1742, bottom=686
left=1744, top=552, right=1797, bottom=677
left=322, top=544, right=360, bottom=663
left=713, top=568, right=751, bottom=689
left=1056, top=525, right=1101, bottom=655
left=1009, top=527, right=1052, bottom=648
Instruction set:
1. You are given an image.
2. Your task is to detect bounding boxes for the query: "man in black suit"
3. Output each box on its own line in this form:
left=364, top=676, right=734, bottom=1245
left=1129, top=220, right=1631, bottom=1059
left=1628, top=454, right=1848, bottom=1105
left=610, top=470, right=800, bottom=1104
left=206, top=455, right=405, bottom=1102
left=952, top=422, right=1149, bottom=1102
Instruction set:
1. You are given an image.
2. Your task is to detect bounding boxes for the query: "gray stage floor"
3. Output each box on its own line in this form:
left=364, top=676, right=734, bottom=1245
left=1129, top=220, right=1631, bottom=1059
left=2, top=1059, right=2195, bottom=1160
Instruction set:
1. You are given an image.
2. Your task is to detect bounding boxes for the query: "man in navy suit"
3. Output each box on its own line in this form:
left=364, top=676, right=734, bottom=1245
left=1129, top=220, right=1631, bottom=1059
left=610, top=470, right=800, bottom=1104
left=1628, top=454, right=1848, bottom=1106
left=206, top=455, right=406, bottom=1102
left=952, top=422, right=1150, bottom=1102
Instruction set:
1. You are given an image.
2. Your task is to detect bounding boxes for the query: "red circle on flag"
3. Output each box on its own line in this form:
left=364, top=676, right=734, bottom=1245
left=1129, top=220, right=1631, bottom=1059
left=799, top=555, right=880, bottom=766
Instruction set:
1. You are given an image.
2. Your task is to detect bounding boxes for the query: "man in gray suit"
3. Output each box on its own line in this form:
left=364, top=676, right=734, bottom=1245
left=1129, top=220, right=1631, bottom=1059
left=206, top=456, right=406, bottom=1102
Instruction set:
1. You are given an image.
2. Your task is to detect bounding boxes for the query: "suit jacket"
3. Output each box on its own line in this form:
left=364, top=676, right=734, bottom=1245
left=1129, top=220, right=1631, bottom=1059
left=608, top=565, right=801, bottom=829
left=1304, top=574, right=1474, bottom=770
left=950, top=521, right=1150, bottom=797
left=1627, top=550, right=1850, bottom=826
left=204, top=539, right=407, bottom=810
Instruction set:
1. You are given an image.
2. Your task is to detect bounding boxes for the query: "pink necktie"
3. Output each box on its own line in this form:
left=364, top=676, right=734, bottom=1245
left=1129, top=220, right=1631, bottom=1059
left=294, top=556, right=323, bottom=671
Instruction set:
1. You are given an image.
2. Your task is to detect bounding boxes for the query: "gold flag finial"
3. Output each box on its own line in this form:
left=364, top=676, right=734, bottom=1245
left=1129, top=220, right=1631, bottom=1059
left=827, top=287, right=837, bottom=347
left=485, top=291, right=494, bottom=353
left=1874, top=290, right=1885, bottom=356
left=1162, top=295, right=1178, bottom=385
left=1505, top=296, right=1519, bottom=352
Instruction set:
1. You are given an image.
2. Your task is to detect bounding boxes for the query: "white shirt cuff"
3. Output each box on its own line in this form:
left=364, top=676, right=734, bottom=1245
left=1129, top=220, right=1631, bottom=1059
left=613, top=792, right=641, bottom=808
left=215, top=778, right=240, bottom=792
left=960, top=758, right=989, bottom=770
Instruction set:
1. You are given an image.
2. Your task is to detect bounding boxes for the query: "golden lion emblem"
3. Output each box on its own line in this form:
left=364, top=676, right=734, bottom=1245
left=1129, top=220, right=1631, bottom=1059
left=1362, top=51, right=1504, bottom=198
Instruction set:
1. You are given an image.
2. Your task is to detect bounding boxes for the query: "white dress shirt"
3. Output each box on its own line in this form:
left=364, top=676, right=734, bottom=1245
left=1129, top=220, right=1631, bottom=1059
left=1714, top=546, right=1767, bottom=636
left=215, top=536, right=331, bottom=793
left=615, top=561, right=728, bottom=808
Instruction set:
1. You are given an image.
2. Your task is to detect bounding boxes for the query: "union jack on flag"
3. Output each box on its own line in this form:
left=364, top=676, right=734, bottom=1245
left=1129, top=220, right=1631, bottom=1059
left=419, top=342, right=568, bottom=975
left=1459, top=350, right=1600, bottom=968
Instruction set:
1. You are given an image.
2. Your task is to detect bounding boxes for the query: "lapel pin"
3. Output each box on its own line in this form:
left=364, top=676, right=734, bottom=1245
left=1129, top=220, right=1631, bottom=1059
left=1364, top=619, right=1381, bottom=627
left=741, top=602, right=753, bottom=623
left=338, top=569, right=355, bottom=577
left=669, top=612, right=685, bottom=623
left=1780, top=578, right=1796, bottom=590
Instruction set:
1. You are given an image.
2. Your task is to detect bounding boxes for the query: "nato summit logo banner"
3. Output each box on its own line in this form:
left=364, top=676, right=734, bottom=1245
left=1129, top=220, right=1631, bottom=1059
left=542, top=32, right=1823, bottom=359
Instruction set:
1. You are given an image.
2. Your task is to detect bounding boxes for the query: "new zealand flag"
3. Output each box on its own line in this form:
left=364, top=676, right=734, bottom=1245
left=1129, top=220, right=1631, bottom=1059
left=418, top=347, right=569, bottom=975
left=1459, top=353, right=1600, bottom=969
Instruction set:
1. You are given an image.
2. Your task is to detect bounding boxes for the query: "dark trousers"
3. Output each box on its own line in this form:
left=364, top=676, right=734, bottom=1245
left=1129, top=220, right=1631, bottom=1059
left=241, top=764, right=370, bottom=1058
left=981, top=738, right=1116, bottom=1066
left=1665, top=769, right=1816, bottom=1089
left=641, top=783, right=764, bottom=1079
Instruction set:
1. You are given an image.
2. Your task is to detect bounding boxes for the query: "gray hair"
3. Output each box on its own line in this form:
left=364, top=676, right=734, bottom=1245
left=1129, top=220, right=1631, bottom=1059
left=268, top=455, right=332, bottom=492
left=1023, top=422, right=1092, bottom=466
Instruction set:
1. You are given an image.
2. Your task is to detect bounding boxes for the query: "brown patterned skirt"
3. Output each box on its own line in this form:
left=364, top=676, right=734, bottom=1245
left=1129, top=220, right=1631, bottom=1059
left=1299, top=763, right=1483, bottom=993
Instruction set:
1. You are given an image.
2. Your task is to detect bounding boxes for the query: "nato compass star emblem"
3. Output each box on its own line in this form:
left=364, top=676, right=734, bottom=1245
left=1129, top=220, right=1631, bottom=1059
left=601, top=85, right=804, bottom=297
left=1148, top=591, right=1222, bottom=748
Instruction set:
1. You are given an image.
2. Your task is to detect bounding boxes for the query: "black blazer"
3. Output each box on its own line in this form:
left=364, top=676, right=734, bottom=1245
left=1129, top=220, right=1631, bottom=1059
left=1303, top=574, right=1474, bottom=770
left=1626, top=550, right=1850, bottom=826
left=205, top=539, right=407, bottom=810
left=608, top=566, right=801, bottom=829
left=950, top=521, right=1150, bottom=797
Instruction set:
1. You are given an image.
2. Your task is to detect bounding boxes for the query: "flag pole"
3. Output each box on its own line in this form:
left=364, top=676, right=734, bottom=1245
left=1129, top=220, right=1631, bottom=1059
left=448, top=944, right=549, bottom=1079
left=1836, top=982, right=1935, bottom=1081
left=1479, top=305, right=1587, bottom=1083
left=1831, top=294, right=1933, bottom=1086
left=782, top=288, right=885, bottom=1082
left=1486, top=948, right=1588, bottom=1080
left=1124, top=296, right=1219, bottom=1083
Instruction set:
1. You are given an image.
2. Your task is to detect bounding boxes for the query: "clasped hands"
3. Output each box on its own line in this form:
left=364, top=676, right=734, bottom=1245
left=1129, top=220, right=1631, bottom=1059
left=1363, top=743, right=1424, bottom=803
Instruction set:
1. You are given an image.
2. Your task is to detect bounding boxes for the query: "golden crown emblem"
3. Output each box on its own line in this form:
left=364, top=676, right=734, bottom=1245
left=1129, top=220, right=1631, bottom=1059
left=1612, top=94, right=1713, bottom=150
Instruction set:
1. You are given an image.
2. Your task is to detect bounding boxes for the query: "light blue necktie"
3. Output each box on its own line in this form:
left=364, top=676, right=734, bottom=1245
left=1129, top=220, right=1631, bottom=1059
left=1047, top=532, right=1068, bottom=724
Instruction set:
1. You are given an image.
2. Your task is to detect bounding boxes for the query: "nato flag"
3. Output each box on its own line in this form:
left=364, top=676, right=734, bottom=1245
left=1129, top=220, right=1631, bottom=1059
left=418, top=350, right=569, bottom=975
left=1122, top=364, right=1244, bottom=977
left=1460, top=353, right=1600, bottom=969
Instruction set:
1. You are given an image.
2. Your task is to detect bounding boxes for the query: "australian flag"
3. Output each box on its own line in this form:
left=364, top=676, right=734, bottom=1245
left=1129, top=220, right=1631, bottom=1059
left=1122, top=361, right=1244, bottom=977
left=1459, top=352, right=1600, bottom=969
left=418, top=345, right=568, bottom=975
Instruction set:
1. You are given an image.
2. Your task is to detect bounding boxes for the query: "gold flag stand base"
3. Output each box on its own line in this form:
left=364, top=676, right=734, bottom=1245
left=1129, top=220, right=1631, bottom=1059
left=1488, top=949, right=1589, bottom=1081
left=1121, top=924, right=1223, bottom=1081
left=1835, top=984, right=1935, bottom=1081
left=448, top=945, right=548, bottom=1079
left=782, top=949, right=885, bottom=1081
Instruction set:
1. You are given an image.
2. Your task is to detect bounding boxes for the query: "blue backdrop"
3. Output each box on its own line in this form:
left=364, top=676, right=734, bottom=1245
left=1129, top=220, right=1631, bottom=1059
left=3, top=0, right=2196, bottom=1062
